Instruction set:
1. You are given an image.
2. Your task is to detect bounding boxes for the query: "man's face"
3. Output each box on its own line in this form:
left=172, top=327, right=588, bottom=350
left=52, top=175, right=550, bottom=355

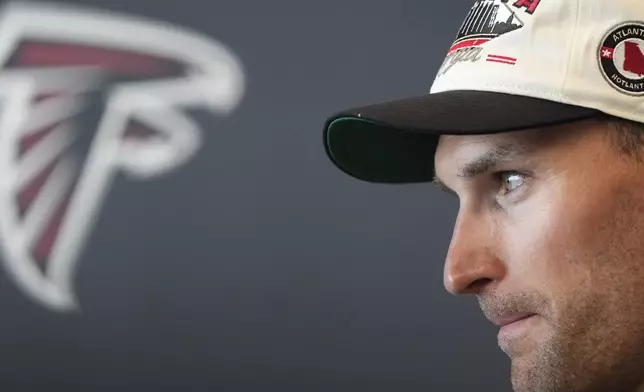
left=434, top=120, right=644, bottom=392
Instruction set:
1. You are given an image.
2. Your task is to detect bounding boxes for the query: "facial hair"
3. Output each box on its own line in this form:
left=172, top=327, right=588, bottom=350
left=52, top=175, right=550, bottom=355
left=478, top=280, right=644, bottom=392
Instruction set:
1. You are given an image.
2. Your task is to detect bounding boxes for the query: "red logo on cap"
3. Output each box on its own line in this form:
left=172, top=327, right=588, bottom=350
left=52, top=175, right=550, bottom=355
left=448, top=0, right=539, bottom=54
left=438, top=0, right=540, bottom=76
left=501, top=0, right=541, bottom=15
left=623, top=41, right=644, bottom=76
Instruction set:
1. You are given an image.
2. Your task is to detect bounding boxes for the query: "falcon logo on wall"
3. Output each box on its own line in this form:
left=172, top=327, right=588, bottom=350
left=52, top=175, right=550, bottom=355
left=0, top=1, right=246, bottom=312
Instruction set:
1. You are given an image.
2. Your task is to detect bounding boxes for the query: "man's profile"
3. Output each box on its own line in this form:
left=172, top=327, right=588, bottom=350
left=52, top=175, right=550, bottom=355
left=323, top=0, right=644, bottom=391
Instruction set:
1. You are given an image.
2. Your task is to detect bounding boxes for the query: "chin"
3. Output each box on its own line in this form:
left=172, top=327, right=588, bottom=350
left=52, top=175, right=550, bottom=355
left=508, top=349, right=594, bottom=392
left=508, top=344, right=568, bottom=392
left=510, top=357, right=545, bottom=392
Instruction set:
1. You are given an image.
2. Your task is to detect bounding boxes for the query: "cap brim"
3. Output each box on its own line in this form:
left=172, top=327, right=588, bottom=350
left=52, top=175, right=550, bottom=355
left=324, top=90, right=599, bottom=184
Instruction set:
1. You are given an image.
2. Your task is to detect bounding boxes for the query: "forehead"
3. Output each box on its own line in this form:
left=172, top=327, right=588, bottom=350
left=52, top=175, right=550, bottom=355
left=435, top=128, right=555, bottom=168
left=438, top=127, right=558, bottom=152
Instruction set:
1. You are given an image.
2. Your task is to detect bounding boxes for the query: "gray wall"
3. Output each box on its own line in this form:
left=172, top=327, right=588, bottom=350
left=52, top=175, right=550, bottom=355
left=0, top=0, right=511, bottom=390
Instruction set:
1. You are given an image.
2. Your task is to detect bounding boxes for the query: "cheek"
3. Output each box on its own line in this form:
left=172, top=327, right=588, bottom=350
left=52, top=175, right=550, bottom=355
left=500, top=185, right=599, bottom=293
left=499, top=175, right=644, bottom=322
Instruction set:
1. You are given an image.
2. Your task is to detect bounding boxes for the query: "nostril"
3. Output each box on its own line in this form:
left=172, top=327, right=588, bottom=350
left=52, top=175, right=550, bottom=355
left=466, top=278, right=494, bottom=293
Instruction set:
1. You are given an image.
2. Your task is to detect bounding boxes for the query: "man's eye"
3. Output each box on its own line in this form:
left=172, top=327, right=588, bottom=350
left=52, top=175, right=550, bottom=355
left=495, top=171, right=525, bottom=196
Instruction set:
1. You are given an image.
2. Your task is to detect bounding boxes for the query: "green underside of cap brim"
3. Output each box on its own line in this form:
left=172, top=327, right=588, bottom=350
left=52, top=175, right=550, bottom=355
left=324, top=117, right=439, bottom=184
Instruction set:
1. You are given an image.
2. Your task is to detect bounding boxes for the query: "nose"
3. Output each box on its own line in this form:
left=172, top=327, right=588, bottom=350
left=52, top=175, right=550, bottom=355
left=443, top=212, right=506, bottom=295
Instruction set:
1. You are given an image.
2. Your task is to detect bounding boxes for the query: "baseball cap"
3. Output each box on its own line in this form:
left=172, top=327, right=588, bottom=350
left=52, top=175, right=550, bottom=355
left=323, top=0, right=644, bottom=184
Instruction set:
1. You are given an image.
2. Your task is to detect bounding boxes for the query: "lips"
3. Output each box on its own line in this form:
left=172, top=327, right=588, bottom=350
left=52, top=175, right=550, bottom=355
left=490, top=313, right=536, bottom=328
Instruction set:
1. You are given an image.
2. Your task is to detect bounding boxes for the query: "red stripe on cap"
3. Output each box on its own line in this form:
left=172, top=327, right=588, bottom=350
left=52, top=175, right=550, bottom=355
left=448, top=38, right=490, bottom=53
left=486, top=58, right=516, bottom=65
left=487, top=54, right=517, bottom=61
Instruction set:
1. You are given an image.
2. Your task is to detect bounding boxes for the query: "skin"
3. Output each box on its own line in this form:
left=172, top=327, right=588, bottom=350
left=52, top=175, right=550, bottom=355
left=432, top=119, right=644, bottom=392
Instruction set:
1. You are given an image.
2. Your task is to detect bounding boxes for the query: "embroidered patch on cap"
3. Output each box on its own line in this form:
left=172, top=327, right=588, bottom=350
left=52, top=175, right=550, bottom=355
left=599, top=22, right=644, bottom=96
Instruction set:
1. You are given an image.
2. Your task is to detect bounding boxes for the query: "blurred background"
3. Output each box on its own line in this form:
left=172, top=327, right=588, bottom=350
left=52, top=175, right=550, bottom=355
left=0, top=0, right=510, bottom=390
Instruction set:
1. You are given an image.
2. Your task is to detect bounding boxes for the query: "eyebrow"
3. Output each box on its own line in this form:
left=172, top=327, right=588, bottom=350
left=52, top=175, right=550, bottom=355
left=432, top=140, right=538, bottom=195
